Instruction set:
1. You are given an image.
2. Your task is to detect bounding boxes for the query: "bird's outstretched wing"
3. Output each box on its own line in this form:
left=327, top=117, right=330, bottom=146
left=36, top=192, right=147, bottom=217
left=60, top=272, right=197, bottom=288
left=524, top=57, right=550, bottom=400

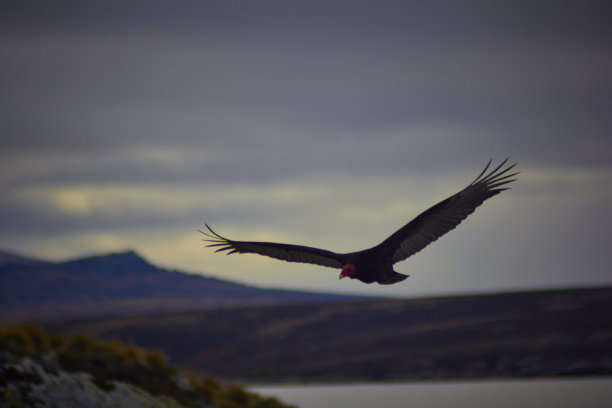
left=377, top=159, right=518, bottom=264
left=200, top=225, right=345, bottom=269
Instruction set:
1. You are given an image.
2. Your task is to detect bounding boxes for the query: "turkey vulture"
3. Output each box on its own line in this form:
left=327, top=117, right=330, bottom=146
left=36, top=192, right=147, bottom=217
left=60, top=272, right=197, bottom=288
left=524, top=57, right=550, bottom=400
left=201, top=159, right=518, bottom=285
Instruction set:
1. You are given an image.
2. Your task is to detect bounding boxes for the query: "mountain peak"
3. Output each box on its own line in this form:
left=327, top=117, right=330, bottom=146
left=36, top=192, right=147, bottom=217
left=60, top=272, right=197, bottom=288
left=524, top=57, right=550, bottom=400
left=74, top=249, right=143, bottom=262
left=102, top=250, right=143, bottom=262
left=62, top=249, right=154, bottom=276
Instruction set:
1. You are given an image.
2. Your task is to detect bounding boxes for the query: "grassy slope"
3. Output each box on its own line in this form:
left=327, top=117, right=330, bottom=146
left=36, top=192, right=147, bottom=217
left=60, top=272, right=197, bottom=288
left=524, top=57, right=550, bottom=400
left=39, top=287, right=612, bottom=382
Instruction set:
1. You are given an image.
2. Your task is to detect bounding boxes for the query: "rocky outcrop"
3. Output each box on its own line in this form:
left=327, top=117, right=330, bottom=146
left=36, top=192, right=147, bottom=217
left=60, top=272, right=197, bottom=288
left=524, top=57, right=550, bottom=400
left=1, top=353, right=189, bottom=408
left=0, top=325, right=293, bottom=408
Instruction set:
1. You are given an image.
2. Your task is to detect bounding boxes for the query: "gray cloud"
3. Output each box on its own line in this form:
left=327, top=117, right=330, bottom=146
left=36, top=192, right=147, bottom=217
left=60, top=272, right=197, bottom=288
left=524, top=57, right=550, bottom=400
left=1, top=0, right=611, bottom=296
left=3, top=1, right=611, bottom=152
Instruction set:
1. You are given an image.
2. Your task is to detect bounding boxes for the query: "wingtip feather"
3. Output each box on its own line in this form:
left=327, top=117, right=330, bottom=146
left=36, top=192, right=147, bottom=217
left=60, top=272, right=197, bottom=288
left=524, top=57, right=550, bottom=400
left=470, top=159, right=492, bottom=185
left=470, top=159, right=518, bottom=190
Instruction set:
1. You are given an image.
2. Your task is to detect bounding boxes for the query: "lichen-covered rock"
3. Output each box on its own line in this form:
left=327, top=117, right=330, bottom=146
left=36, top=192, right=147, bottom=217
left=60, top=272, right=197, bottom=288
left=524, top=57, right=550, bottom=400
left=1, top=355, right=192, bottom=408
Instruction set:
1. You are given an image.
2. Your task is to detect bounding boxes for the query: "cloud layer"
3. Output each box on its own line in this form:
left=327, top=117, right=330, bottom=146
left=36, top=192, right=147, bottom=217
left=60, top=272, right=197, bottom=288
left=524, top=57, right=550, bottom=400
left=1, top=0, right=611, bottom=296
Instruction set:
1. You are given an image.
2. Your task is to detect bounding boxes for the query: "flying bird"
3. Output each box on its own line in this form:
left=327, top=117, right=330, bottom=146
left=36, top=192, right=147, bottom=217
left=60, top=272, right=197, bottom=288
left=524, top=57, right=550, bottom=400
left=201, top=159, right=518, bottom=285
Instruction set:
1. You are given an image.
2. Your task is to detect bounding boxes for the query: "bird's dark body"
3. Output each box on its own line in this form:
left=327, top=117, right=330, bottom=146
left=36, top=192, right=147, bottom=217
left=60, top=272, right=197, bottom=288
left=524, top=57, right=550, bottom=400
left=344, top=248, right=407, bottom=284
left=201, top=159, right=518, bottom=285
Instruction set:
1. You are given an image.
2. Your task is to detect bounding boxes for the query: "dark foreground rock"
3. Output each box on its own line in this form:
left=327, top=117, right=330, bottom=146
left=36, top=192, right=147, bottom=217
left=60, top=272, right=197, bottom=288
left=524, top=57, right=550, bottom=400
left=1, top=353, right=186, bottom=408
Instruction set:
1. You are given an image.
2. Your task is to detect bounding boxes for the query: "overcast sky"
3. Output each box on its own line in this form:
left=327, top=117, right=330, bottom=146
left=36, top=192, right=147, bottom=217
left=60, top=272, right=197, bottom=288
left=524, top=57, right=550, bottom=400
left=1, top=0, right=611, bottom=297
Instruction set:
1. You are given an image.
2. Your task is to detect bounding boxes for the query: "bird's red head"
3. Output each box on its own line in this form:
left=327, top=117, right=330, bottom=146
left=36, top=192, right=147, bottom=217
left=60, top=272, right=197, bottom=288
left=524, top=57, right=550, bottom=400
left=339, top=264, right=356, bottom=280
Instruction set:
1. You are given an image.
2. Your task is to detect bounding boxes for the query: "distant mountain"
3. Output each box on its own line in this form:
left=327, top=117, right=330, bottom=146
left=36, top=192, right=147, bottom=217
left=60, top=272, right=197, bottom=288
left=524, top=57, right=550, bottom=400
left=0, top=250, right=49, bottom=266
left=0, top=249, right=368, bottom=322
left=5, top=251, right=611, bottom=383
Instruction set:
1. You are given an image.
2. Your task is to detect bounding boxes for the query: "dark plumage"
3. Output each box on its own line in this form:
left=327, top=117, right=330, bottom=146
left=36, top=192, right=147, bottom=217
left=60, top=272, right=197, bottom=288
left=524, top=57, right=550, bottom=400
left=201, top=159, right=518, bottom=285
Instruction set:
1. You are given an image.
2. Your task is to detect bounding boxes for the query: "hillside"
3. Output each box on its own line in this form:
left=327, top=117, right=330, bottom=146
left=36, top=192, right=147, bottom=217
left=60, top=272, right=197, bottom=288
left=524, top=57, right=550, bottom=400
left=4, top=249, right=611, bottom=383
left=0, top=250, right=367, bottom=322
left=40, top=286, right=612, bottom=383
left=0, top=325, right=293, bottom=408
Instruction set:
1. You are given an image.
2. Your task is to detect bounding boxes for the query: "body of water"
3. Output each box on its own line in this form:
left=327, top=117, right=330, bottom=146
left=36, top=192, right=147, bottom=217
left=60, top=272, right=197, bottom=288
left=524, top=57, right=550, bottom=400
left=250, top=377, right=612, bottom=408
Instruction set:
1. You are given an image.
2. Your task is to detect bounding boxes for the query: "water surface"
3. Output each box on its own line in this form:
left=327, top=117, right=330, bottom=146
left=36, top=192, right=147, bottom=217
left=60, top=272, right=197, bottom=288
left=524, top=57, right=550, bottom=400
left=251, top=378, right=612, bottom=408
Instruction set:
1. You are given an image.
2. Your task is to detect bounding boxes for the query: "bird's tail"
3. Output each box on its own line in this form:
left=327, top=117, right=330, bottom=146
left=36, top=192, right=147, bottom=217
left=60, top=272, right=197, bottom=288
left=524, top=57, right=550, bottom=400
left=378, top=271, right=409, bottom=285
